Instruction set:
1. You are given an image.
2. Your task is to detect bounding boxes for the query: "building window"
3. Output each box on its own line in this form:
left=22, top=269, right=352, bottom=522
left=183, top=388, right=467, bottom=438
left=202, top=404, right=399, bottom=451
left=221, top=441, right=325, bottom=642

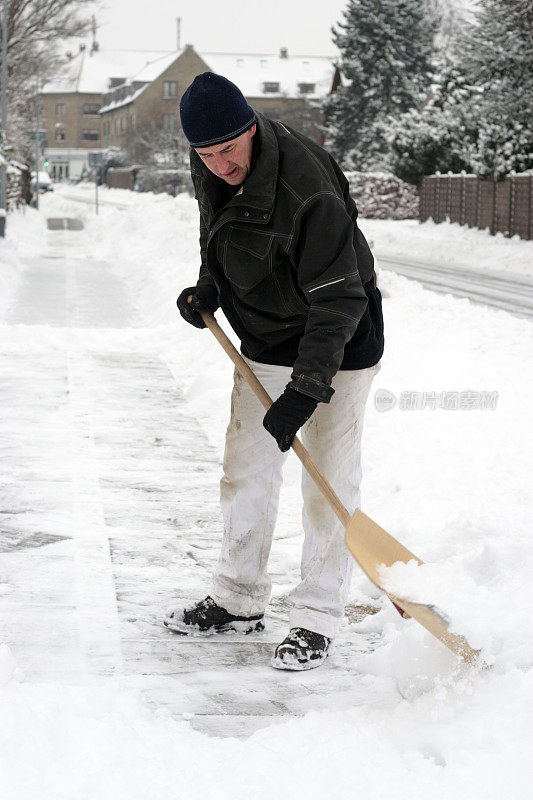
left=263, top=108, right=280, bottom=120
left=260, top=59, right=268, bottom=69
left=56, top=103, right=65, bottom=116
left=130, top=113, right=135, bottom=129
left=55, top=129, right=66, bottom=141
left=120, top=116, right=126, bottom=132
left=163, top=113, right=177, bottom=130
left=163, top=80, right=178, bottom=98
left=102, top=121, right=109, bottom=137
left=298, top=82, right=315, bottom=94
left=83, top=103, right=100, bottom=115
left=82, top=130, right=100, bottom=141
left=262, top=82, right=280, bottom=93
left=115, top=119, right=120, bottom=136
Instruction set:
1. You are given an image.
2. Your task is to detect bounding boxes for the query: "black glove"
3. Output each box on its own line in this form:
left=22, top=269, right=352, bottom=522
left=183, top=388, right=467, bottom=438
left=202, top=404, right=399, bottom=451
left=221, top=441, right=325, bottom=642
left=176, top=284, right=219, bottom=329
left=263, top=386, right=318, bottom=452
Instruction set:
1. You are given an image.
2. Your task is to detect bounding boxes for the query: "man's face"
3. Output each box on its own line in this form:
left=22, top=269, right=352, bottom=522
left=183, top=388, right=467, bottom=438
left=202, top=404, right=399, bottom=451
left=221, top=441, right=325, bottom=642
left=195, top=124, right=256, bottom=185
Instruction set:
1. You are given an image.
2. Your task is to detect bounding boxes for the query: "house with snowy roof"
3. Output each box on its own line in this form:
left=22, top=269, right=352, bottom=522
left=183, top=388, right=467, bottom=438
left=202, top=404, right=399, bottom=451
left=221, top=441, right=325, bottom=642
left=39, top=45, right=178, bottom=180
left=40, top=44, right=338, bottom=180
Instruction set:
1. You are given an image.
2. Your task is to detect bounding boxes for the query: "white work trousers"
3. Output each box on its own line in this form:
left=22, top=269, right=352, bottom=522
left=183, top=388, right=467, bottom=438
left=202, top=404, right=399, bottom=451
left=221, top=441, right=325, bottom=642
left=210, top=358, right=380, bottom=639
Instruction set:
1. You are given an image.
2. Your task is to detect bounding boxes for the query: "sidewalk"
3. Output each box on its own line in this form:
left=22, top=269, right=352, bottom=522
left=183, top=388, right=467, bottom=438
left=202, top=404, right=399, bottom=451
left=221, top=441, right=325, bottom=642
left=0, top=218, right=383, bottom=738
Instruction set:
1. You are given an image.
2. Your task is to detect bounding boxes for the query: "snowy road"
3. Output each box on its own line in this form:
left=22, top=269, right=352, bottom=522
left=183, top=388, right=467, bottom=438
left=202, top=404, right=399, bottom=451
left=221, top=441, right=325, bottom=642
left=377, top=253, right=533, bottom=319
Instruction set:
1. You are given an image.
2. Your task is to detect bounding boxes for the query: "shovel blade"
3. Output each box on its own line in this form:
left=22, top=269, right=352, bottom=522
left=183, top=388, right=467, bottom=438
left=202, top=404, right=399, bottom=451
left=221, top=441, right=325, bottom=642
left=345, top=510, right=480, bottom=663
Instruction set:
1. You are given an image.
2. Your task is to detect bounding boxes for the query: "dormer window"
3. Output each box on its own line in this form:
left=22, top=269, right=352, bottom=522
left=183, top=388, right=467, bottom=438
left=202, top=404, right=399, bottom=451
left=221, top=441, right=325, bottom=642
left=263, top=82, right=280, bottom=93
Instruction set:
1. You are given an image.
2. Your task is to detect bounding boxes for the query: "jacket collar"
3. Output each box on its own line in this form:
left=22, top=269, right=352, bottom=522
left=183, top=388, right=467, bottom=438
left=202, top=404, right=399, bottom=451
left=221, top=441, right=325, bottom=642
left=190, top=113, right=278, bottom=218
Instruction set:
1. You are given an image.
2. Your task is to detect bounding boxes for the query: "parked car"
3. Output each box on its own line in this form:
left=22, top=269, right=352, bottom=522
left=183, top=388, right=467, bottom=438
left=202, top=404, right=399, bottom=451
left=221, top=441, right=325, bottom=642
left=30, top=171, right=54, bottom=194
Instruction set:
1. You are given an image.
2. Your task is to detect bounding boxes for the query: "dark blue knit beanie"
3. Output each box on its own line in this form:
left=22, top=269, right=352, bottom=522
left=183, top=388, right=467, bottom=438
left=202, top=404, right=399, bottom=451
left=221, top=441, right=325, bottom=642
left=180, top=72, right=256, bottom=148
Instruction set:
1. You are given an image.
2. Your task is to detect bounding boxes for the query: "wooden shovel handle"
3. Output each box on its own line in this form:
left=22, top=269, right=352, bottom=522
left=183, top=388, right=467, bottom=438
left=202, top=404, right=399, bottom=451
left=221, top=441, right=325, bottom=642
left=199, top=312, right=487, bottom=657
left=199, top=310, right=351, bottom=527
left=200, top=309, right=411, bottom=621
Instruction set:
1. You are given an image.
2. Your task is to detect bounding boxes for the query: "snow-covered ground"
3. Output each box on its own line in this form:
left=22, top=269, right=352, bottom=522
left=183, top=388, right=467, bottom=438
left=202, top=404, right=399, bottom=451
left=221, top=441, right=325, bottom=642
left=1, top=184, right=532, bottom=799
left=368, top=217, right=533, bottom=278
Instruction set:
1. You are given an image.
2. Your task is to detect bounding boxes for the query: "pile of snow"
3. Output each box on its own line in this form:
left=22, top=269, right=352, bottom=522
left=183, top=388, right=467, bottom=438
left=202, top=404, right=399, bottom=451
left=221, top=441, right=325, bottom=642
left=346, top=171, right=419, bottom=220
left=0, top=235, right=20, bottom=316
left=0, top=206, right=44, bottom=314
left=366, top=217, right=533, bottom=278
left=1, top=666, right=531, bottom=799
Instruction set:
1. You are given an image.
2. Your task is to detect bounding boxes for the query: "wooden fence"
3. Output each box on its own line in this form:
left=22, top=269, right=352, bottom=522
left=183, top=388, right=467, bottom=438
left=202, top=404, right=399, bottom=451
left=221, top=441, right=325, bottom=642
left=419, top=174, right=532, bottom=240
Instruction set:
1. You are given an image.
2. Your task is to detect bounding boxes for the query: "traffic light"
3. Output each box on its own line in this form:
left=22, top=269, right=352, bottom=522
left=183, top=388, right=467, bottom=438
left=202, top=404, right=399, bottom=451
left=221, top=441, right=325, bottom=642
left=43, top=160, right=50, bottom=167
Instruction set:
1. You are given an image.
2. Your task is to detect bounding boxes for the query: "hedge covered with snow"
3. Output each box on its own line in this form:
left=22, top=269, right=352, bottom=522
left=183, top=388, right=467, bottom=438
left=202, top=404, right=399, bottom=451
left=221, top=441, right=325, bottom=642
left=344, top=171, right=419, bottom=220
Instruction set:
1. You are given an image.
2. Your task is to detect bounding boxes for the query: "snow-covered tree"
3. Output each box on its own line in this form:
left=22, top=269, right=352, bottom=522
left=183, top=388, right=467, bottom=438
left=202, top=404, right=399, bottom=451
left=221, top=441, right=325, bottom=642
left=389, top=0, right=533, bottom=182
left=389, top=62, right=480, bottom=184
left=459, top=0, right=533, bottom=177
left=325, top=0, right=438, bottom=170
left=426, top=0, right=479, bottom=52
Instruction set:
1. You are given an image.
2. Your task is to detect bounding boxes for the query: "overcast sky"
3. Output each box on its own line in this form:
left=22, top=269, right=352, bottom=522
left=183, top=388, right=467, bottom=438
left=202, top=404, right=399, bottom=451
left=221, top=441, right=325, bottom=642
left=94, top=0, right=348, bottom=56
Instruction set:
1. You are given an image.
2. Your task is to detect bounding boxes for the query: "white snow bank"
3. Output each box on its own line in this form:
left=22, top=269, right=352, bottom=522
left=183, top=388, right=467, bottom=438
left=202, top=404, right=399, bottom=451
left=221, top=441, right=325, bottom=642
left=364, top=217, right=533, bottom=277
left=0, top=659, right=532, bottom=800
left=0, top=206, right=45, bottom=314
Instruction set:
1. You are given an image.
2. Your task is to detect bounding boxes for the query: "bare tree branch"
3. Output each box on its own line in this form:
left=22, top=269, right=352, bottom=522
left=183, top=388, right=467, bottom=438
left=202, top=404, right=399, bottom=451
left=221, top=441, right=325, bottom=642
left=0, top=0, right=94, bottom=162
left=1, top=0, right=93, bottom=79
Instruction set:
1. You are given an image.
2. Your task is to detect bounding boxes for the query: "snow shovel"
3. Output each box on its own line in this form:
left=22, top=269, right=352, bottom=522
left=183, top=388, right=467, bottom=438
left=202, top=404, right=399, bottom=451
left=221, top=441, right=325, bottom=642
left=200, top=310, right=480, bottom=664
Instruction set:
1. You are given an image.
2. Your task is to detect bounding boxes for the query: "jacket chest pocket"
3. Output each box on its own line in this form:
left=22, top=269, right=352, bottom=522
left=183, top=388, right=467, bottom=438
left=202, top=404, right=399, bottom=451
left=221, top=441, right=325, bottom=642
left=221, top=226, right=274, bottom=291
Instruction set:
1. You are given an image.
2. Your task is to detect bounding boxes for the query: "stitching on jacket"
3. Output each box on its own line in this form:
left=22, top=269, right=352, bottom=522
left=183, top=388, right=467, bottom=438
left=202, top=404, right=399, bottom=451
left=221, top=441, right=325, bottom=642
left=279, top=176, right=303, bottom=204
left=275, top=121, right=336, bottom=186
left=271, top=252, right=295, bottom=315
left=292, top=135, right=338, bottom=186
left=309, top=304, right=359, bottom=322
left=228, top=225, right=291, bottom=240
left=227, top=232, right=274, bottom=259
left=293, top=374, right=329, bottom=389
left=285, top=191, right=343, bottom=253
